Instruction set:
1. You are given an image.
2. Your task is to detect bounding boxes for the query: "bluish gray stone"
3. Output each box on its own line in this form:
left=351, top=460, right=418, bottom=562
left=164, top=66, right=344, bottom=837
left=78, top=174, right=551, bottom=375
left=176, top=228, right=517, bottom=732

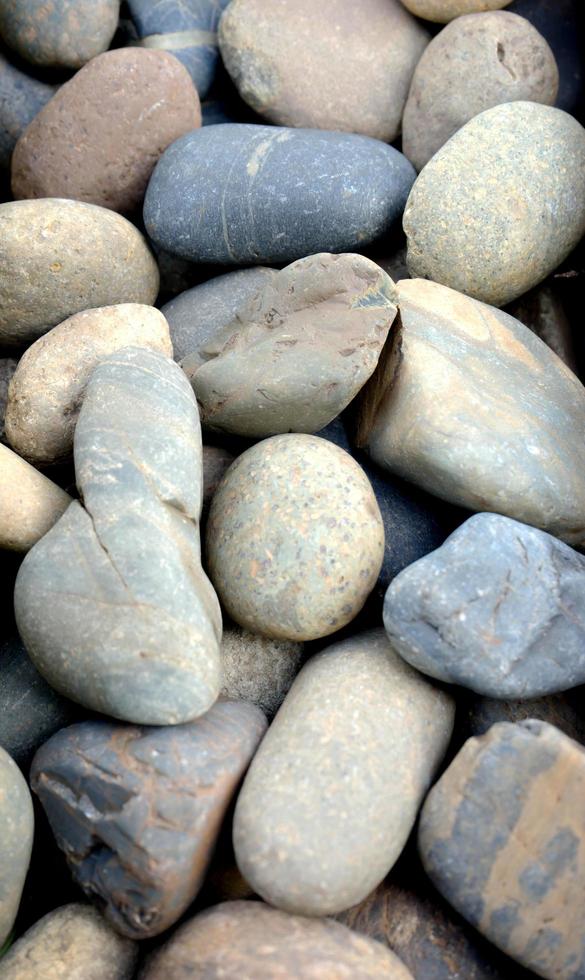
left=0, top=0, right=119, bottom=69
left=0, top=52, right=56, bottom=170
left=144, top=124, right=416, bottom=266
left=384, top=512, right=585, bottom=699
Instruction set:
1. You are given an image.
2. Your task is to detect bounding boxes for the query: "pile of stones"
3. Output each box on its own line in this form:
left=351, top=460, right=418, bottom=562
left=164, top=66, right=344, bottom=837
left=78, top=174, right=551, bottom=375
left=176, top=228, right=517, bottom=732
left=1, top=0, right=585, bottom=977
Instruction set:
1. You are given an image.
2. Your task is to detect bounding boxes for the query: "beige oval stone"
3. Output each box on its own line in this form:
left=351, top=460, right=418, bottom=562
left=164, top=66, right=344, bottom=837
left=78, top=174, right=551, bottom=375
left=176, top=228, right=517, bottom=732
left=6, top=305, right=172, bottom=466
left=399, top=0, right=511, bottom=21
left=0, top=443, right=70, bottom=551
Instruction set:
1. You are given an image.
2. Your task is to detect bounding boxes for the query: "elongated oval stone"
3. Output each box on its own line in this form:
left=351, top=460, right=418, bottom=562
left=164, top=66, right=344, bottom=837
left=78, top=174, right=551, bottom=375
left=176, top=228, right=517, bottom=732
left=0, top=0, right=119, bottom=69
left=0, top=52, right=56, bottom=170
left=144, top=124, right=416, bottom=265
left=0, top=746, right=34, bottom=946
left=401, top=0, right=512, bottom=21
left=233, top=630, right=455, bottom=915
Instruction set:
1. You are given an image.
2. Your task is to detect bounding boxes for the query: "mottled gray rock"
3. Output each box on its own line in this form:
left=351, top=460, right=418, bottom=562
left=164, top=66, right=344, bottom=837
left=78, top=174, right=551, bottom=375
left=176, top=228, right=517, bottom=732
left=15, top=348, right=222, bottom=725
left=419, top=720, right=585, bottom=979
left=191, top=254, right=398, bottom=437
left=0, top=443, right=71, bottom=552
left=220, top=625, right=303, bottom=718
left=0, top=52, right=56, bottom=170
left=0, top=356, right=17, bottom=443
left=401, top=0, right=512, bottom=20
left=361, top=278, right=585, bottom=545
left=233, top=630, right=455, bottom=915
left=31, top=703, right=266, bottom=938
left=507, top=282, right=577, bottom=372
left=144, top=124, right=416, bottom=265
left=0, top=745, right=34, bottom=946
left=206, top=434, right=384, bottom=641
left=404, top=102, right=585, bottom=306
left=0, top=0, right=119, bottom=69
left=402, top=12, right=558, bottom=171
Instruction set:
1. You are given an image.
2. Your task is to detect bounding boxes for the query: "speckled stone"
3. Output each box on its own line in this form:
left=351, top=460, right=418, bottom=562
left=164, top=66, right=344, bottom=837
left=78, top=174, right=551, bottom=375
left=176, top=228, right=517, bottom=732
left=360, top=278, right=585, bottom=544
left=0, top=199, right=159, bottom=347
left=141, top=900, right=414, bottom=979
left=0, top=356, right=17, bottom=443
left=144, top=124, right=416, bottom=265
left=0, top=745, right=34, bottom=946
left=400, top=0, right=512, bottom=21
left=191, top=254, right=398, bottom=437
left=219, top=0, right=428, bottom=142
left=403, top=102, right=585, bottom=307
left=233, top=630, right=455, bottom=915
left=5, top=305, right=172, bottom=466
left=15, top=348, right=222, bottom=725
left=419, top=720, right=585, bottom=979
left=507, top=283, right=577, bottom=372
left=206, top=434, right=384, bottom=640
left=31, top=703, right=267, bottom=938
left=0, top=904, right=138, bottom=980
left=220, top=625, right=303, bottom=718
left=0, top=443, right=71, bottom=552
left=402, top=12, right=558, bottom=171
left=0, top=52, right=56, bottom=170
left=0, top=0, right=119, bottom=69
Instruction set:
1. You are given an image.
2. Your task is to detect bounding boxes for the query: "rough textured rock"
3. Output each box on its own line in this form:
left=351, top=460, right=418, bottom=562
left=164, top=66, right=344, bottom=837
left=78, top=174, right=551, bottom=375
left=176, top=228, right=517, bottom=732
left=0, top=904, right=137, bottom=979
left=191, top=254, right=398, bottom=437
left=403, top=102, right=585, bottom=307
left=360, top=278, right=585, bottom=545
left=233, top=630, right=455, bottom=915
left=0, top=443, right=71, bottom=552
left=0, top=745, right=34, bottom=946
left=507, top=283, right=577, bottom=372
left=400, top=0, right=512, bottom=20
left=144, top=124, right=416, bottom=265
left=456, top=687, right=585, bottom=747
left=402, top=12, right=558, bottom=171
left=5, top=305, right=172, bottom=466
left=219, top=0, right=428, bottom=142
left=202, top=445, right=235, bottom=505
left=0, top=0, right=119, bottom=68
left=31, top=703, right=267, bottom=938
left=141, top=900, right=414, bottom=979
left=206, top=434, right=384, bottom=640
left=0, top=52, right=56, bottom=170
left=0, top=199, right=159, bottom=347
left=419, top=720, right=585, bottom=979
left=15, top=348, right=222, bottom=725
left=220, top=625, right=303, bottom=718
left=508, top=0, right=585, bottom=114
left=384, top=513, right=585, bottom=699
left=0, top=356, right=17, bottom=443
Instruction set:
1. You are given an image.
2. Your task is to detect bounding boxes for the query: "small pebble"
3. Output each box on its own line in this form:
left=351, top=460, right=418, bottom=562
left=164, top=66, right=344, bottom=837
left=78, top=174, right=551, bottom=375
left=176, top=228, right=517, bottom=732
left=400, top=0, right=512, bottom=21
left=0, top=443, right=71, bottom=552
left=0, top=51, right=56, bottom=170
left=0, top=745, right=34, bottom=946
left=0, top=0, right=119, bottom=69
left=220, top=625, right=303, bottom=718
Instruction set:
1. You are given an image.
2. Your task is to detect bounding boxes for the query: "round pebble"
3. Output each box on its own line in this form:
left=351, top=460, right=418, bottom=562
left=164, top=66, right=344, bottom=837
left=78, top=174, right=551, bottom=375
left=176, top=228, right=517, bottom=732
left=220, top=625, right=303, bottom=718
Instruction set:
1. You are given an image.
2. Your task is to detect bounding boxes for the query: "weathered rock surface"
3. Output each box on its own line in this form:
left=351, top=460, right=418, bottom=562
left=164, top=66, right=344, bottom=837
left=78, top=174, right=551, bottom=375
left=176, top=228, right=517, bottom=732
left=0, top=52, right=56, bottom=170
left=206, top=435, right=384, bottom=640
left=0, top=356, right=17, bottom=443
left=0, top=443, right=71, bottom=552
left=31, top=703, right=267, bottom=938
left=384, top=513, right=585, bottom=698
left=219, top=0, right=428, bottom=142
left=0, top=0, right=119, bottom=68
left=402, top=11, right=558, bottom=171
left=400, top=0, right=512, bottom=20
left=144, top=124, right=416, bottom=265
left=361, top=278, right=585, bottom=544
left=220, top=625, right=303, bottom=718
left=0, top=199, right=159, bottom=347
left=419, top=720, right=585, bottom=979
left=12, top=48, right=202, bottom=213
left=233, top=630, right=455, bottom=915
left=5, top=305, right=172, bottom=466
left=507, top=282, right=577, bottom=372
left=141, top=900, right=414, bottom=979
left=15, top=347, right=222, bottom=725
left=0, top=745, right=34, bottom=946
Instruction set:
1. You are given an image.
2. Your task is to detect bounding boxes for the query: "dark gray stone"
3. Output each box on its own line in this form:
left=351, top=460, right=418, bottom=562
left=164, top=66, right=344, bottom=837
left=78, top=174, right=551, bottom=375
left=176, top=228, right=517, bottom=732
left=0, top=52, right=55, bottom=170
left=384, top=512, right=585, bottom=699
left=456, top=687, right=585, bottom=747
left=0, top=745, right=34, bottom=946
left=144, top=124, right=416, bottom=266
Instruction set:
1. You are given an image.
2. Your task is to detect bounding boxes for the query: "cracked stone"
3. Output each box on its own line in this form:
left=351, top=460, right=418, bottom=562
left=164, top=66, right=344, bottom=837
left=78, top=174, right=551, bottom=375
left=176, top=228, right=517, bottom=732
left=0, top=745, right=34, bottom=947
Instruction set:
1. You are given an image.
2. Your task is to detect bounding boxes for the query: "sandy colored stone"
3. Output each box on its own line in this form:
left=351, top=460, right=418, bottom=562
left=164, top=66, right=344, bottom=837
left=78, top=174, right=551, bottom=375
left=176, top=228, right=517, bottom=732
left=0, top=0, right=119, bottom=69
left=0, top=199, right=159, bottom=347
left=419, top=720, right=585, bottom=979
left=399, top=0, right=511, bottom=21
left=0, top=443, right=70, bottom=552
left=206, top=434, right=384, bottom=641
left=0, top=746, right=34, bottom=946
left=0, top=904, right=137, bottom=979
left=5, top=305, right=172, bottom=466
left=402, top=11, right=558, bottom=171
left=220, top=625, right=303, bottom=718
left=141, top=900, right=414, bottom=979
left=219, top=0, right=428, bottom=142
left=360, top=278, right=585, bottom=545
left=403, top=102, right=585, bottom=306
left=202, top=445, right=235, bottom=505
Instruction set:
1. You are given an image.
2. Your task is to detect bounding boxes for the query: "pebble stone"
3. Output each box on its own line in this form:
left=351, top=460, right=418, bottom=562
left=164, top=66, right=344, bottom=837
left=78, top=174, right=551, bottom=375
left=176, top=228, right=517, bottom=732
left=14, top=348, right=222, bottom=725
left=0, top=356, right=17, bottom=442
left=12, top=48, right=201, bottom=214
left=220, top=625, right=304, bottom=718
left=402, top=11, right=558, bottom=171
left=0, top=904, right=138, bottom=980
left=0, top=199, right=159, bottom=347
left=0, top=745, right=34, bottom=946
left=399, top=0, right=512, bottom=21
left=361, top=278, right=585, bottom=545
left=141, top=900, right=414, bottom=979
left=31, top=703, right=267, bottom=938
left=403, top=102, right=585, bottom=307
left=0, top=51, right=56, bottom=170
left=0, top=443, right=71, bottom=552
left=5, top=305, right=172, bottom=467
left=419, top=720, right=585, bottom=979
left=384, top=513, right=585, bottom=699
left=191, top=254, right=398, bottom=437
left=143, top=124, right=416, bottom=266
left=0, top=0, right=119, bottom=69
left=218, top=0, right=428, bottom=142
left=233, top=630, right=455, bottom=915
left=206, top=435, right=384, bottom=641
